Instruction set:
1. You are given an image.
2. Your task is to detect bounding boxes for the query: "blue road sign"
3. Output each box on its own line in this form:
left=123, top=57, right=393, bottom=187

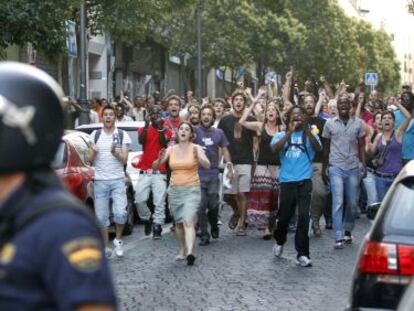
left=364, top=72, right=378, bottom=86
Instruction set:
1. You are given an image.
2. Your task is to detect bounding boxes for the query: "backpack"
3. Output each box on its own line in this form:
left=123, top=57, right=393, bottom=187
left=283, top=130, right=311, bottom=162
left=94, top=128, right=124, bottom=145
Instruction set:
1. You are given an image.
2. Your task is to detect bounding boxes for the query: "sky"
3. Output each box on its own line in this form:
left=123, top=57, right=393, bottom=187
left=361, top=0, right=414, bottom=32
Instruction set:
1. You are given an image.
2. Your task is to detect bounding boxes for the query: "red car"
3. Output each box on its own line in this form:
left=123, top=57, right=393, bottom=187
left=52, top=131, right=94, bottom=205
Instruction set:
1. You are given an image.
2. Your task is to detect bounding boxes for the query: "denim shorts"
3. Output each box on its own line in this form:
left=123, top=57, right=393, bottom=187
left=94, top=178, right=127, bottom=228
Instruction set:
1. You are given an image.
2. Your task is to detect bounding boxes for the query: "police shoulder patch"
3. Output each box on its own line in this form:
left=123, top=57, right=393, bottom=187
left=61, top=237, right=103, bottom=272
left=0, top=243, right=16, bottom=265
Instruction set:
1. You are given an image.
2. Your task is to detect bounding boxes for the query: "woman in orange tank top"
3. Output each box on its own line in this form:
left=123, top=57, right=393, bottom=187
left=153, top=121, right=210, bottom=265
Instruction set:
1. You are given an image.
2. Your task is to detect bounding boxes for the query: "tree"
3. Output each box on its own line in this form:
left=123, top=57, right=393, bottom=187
left=166, top=0, right=305, bottom=91
left=0, top=1, right=82, bottom=57
left=284, top=0, right=400, bottom=94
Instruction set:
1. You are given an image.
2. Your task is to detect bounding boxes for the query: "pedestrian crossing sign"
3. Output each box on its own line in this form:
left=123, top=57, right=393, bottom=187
left=364, top=72, right=378, bottom=86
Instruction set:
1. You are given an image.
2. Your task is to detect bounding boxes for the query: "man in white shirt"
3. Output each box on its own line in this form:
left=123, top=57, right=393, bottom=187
left=88, top=105, right=131, bottom=258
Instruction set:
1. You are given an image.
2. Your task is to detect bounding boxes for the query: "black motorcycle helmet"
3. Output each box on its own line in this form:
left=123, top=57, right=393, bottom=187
left=0, top=62, right=64, bottom=173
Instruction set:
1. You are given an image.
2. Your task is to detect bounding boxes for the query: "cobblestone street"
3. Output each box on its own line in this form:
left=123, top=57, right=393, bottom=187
left=110, top=210, right=371, bottom=311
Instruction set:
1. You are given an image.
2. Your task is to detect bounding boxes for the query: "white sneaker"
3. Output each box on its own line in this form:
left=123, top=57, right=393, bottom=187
left=296, top=256, right=312, bottom=267
left=273, top=244, right=284, bottom=258
left=334, top=240, right=344, bottom=249
left=113, top=238, right=124, bottom=257
left=105, top=247, right=113, bottom=259
left=175, top=254, right=186, bottom=261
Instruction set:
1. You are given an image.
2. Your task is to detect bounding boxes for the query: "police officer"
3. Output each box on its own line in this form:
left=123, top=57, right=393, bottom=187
left=0, top=62, right=117, bottom=310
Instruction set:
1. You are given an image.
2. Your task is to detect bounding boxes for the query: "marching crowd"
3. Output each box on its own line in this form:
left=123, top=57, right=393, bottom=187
left=83, top=72, right=414, bottom=268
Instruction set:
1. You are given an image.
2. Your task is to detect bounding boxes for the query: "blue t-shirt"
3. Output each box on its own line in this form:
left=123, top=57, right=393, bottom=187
left=0, top=186, right=117, bottom=311
left=194, top=126, right=229, bottom=180
left=394, top=109, right=405, bottom=129
left=402, top=120, right=414, bottom=160
left=270, top=130, right=321, bottom=182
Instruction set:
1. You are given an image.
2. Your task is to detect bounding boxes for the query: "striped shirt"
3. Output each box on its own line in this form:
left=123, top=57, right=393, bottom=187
left=90, top=128, right=131, bottom=180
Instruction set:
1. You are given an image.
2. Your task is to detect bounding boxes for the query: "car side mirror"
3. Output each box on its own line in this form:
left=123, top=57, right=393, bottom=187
left=367, top=203, right=381, bottom=220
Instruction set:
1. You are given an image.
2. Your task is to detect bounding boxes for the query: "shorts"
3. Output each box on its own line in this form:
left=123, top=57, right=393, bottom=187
left=224, top=164, right=252, bottom=195
left=94, top=178, right=127, bottom=228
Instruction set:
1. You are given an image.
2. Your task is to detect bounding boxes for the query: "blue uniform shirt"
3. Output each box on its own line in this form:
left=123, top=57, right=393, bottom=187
left=0, top=186, right=117, bottom=311
left=270, top=130, right=321, bottom=182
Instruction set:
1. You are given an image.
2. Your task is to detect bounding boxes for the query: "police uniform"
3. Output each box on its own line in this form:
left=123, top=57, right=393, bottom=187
left=0, top=62, right=117, bottom=310
left=0, top=179, right=117, bottom=310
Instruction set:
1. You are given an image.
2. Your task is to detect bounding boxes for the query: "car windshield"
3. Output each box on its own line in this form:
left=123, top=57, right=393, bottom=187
left=384, top=177, right=414, bottom=235
left=77, top=127, right=142, bottom=152
left=51, top=142, right=67, bottom=169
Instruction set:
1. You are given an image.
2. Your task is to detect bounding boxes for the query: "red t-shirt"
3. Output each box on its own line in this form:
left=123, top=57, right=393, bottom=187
left=163, top=117, right=181, bottom=145
left=137, top=126, right=172, bottom=173
left=361, top=109, right=374, bottom=128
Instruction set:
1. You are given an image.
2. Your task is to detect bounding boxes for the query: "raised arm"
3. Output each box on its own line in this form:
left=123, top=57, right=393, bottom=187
left=194, top=144, right=210, bottom=169
left=314, top=91, right=325, bottom=117
left=395, top=100, right=413, bottom=142
left=239, top=88, right=266, bottom=132
left=366, top=132, right=380, bottom=155
left=152, top=147, right=171, bottom=169
left=320, top=75, right=335, bottom=99
left=282, top=71, right=293, bottom=106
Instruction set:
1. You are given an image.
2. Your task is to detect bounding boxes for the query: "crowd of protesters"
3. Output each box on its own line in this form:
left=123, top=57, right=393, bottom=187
left=69, top=72, right=414, bottom=267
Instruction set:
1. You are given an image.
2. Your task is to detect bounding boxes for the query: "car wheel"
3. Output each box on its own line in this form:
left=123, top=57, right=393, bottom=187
left=122, top=189, right=135, bottom=236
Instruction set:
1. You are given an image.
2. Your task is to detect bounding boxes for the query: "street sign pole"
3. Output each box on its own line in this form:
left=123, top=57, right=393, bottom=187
left=196, top=0, right=203, bottom=99
left=78, top=4, right=90, bottom=125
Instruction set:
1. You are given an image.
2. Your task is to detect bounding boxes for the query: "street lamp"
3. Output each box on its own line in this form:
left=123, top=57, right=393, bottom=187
left=78, top=3, right=90, bottom=125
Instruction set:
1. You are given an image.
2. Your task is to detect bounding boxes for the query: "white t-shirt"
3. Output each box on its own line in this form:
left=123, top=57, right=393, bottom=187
left=90, top=128, right=131, bottom=180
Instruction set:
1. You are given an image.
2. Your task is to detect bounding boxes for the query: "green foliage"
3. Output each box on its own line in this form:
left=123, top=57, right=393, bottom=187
left=167, top=0, right=305, bottom=83
left=285, top=0, right=400, bottom=93
left=0, top=0, right=81, bottom=57
left=0, top=0, right=400, bottom=93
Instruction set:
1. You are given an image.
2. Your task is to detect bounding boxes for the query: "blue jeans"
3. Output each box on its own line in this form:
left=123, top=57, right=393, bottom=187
left=94, top=178, right=128, bottom=228
left=329, top=166, right=359, bottom=242
left=375, top=175, right=394, bottom=202
left=363, top=170, right=378, bottom=206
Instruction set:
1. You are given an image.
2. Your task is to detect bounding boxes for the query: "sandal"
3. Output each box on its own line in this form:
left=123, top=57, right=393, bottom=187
left=236, top=227, right=247, bottom=236
left=262, top=228, right=272, bottom=240
left=228, top=213, right=239, bottom=230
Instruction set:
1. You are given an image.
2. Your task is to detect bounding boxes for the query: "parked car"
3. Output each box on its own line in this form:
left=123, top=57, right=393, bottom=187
left=52, top=131, right=94, bottom=204
left=346, top=161, right=414, bottom=311
left=53, top=130, right=136, bottom=235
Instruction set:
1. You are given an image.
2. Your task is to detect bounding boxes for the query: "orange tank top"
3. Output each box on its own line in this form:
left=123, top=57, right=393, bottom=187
left=169, top=143, right=200, bottom=186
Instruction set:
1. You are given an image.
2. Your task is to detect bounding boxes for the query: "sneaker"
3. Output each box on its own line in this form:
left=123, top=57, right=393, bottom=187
left=296, top=256, right=312, bottom=267
left=344, top=231, right=353, bottom=244
left=144, top=220, right=152, bottom=236
left=153, top=224, right=162, bottom=240
left=334, top=240, right=344, bottom=249
left=312, top=222, right=322, bottom=237
left=175, top=254, right=186, bottom=261
left=217, top=219, right=223, bottom=226
left=199, top=238, right=210, bottom=246
left=105, top=247, right=113, bottom=259
left=113, top=239, right=124, bottom=257
left=211, top=225, right=220, bottom=239
left=273, top=244, right=284, bottom=258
